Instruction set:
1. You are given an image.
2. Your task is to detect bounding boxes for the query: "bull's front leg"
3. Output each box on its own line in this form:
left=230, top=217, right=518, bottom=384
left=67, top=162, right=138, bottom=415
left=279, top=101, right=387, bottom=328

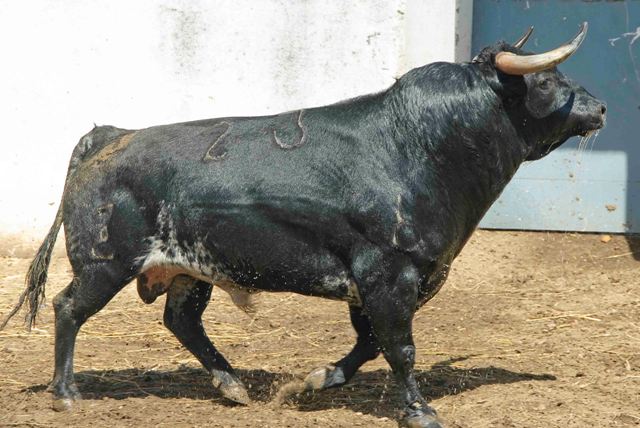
left=354, top=250, right=442, bottom=428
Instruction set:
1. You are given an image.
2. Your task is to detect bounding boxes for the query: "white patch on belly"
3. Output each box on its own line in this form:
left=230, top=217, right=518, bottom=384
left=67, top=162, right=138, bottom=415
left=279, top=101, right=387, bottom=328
left=137, top=204, right=215, bottom=276
left=136, top=203, right=257, bottom=313
left=137, top=203, right=361, bottom=311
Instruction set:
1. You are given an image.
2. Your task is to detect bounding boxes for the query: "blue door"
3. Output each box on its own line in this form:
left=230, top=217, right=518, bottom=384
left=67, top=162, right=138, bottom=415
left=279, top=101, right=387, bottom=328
left=473, top=0, right=640, bottom=233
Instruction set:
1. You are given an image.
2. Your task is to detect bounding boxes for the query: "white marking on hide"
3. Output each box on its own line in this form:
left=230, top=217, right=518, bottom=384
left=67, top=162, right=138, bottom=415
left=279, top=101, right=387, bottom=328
left=167, top=275, right=194, bottom=312
left=90, top=247, right=114, bottom=260
left=203, top=121, right=231, bottom=161
left=273, top=109, right=307, bottom=149
left=392, top=194, right=404, bottom=247
left=91, top=203, right=115, bottom=259
left=137, top=204, right=214, bottom=277
left=137, top=203, right=257, bottom=313
left=98, top=226, right=109, bottom=242
left=318, top=274, right=362, bottom=306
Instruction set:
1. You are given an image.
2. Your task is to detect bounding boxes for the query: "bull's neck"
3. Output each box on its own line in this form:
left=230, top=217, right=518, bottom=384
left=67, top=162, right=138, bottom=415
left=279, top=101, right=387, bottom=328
left=425, top=121, right=527, bottom=227
left=388, top=64, right=530, bottom=238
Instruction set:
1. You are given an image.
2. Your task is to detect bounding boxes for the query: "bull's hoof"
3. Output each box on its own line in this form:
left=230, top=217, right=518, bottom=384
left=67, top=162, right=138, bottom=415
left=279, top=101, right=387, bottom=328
left=218, top=381, right=251, bottom=405
left=303, top=365, right=346, bottom=390
left=52, top=397, right=75, bottom=412
left=272, top=365, right=347, bottom=405
left=49, top=381, right=81, bottom=412
left=211, top=370, right=251, bottom=405
left=401, top=415, right=443, bottom=428
left=401, top=409, right=443, bottom=428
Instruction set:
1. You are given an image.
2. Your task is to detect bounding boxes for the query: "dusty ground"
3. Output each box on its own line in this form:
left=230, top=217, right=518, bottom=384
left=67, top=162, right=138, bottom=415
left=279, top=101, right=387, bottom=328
left=1, top=230, right=639, bottom=427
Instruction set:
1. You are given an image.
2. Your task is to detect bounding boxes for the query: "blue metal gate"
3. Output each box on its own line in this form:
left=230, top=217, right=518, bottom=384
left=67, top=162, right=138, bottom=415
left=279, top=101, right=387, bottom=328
left=473, top=0, right=640, bottom=233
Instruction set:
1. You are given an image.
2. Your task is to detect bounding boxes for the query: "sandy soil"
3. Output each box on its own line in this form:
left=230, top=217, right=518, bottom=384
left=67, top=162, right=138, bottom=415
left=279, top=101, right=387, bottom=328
left=1, top=230, right=639, bottom=427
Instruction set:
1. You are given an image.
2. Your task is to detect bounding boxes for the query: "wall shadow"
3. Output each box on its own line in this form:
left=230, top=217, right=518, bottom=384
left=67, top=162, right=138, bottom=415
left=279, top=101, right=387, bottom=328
left=624, top=235, right=640, bottom=261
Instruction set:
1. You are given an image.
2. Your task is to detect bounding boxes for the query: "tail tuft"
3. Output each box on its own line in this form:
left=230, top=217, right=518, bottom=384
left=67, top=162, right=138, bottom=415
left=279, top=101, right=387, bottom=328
left=0, top=206, right=64, bottom=331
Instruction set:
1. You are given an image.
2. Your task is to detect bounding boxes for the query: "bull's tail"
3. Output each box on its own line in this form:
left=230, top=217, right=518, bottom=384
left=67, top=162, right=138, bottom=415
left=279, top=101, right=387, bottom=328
left=0, top=126, right=122, bottom=330
left=0, top=204, right=64, bottom=331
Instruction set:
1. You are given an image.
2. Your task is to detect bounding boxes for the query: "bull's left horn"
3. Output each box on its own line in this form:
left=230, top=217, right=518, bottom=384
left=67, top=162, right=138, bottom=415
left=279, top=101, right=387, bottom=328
left=496, top=22, right=588, bottom=75
left=513, top=26, right=534, bottom=49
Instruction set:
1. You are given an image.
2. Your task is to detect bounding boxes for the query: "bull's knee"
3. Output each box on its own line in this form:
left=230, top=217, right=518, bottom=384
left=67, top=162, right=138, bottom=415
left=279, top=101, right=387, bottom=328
left=52, top=292, right=66, bottom=313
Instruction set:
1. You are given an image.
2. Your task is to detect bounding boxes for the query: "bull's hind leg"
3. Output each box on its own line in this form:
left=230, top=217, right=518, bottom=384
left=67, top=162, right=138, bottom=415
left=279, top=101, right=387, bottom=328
left=50, top=263, right=129, bottom=411
left=300, top=305, right=380, bottom=391
left=163, top=276, right=250, bottom=404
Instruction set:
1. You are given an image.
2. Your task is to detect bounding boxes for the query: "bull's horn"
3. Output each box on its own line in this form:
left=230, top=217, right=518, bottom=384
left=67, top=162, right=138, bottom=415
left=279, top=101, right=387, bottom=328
left=496, top=22, right=588, bottom=75
left=513, top=26, right=534, bottom=49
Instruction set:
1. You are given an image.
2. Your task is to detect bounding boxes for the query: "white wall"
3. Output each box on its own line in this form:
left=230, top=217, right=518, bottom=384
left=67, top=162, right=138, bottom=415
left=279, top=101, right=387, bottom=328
left=0, top=0, right=468, bottom=256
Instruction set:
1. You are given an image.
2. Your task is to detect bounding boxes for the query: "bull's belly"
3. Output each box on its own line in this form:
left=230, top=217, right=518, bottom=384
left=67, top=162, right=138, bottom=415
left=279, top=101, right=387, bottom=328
left=134, top=201, right=363, bottom=307
left=137, top=265, right=256, bottom=312
left=137, top=264, right=361, bottom=309
left=135, top=242, right=362, bottom=308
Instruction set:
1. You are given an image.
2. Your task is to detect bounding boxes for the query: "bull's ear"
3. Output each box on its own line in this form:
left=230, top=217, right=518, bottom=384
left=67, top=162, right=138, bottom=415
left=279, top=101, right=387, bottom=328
left=476, top=51, right=527, bottom=102
left=494, top=71, right=528, bottom=105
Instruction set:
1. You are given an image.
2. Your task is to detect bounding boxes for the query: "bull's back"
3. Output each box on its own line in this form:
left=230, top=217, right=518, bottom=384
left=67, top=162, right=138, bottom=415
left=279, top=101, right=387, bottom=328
left=124, top=108, right=369, bottom=194
left=62, top=106, right=393, bottom=300
left=84, top=105, right=393, bottom=226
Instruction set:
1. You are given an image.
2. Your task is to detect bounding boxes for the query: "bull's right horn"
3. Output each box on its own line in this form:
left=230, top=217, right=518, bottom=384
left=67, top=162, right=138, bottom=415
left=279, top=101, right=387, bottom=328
left=496, top=22, right=588, bottom=75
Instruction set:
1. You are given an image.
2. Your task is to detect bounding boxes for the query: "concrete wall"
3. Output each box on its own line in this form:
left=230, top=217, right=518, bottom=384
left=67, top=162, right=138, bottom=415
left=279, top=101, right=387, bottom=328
left=0, top=0, right=469, bottom=257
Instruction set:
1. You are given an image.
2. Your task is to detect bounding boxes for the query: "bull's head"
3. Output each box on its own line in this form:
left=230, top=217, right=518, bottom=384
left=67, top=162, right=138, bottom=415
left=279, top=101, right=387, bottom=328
left=474, top=22, right=606, bottom=160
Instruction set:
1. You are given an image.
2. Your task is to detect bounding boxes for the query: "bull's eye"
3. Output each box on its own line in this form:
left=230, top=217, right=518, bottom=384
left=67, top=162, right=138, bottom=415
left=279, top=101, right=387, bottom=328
left=539, top=79, right=551, bottom=90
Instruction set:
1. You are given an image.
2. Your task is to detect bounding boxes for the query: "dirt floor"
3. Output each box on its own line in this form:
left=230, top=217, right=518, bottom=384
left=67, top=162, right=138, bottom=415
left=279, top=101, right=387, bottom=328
left=1, top=230, right=639, bottom=427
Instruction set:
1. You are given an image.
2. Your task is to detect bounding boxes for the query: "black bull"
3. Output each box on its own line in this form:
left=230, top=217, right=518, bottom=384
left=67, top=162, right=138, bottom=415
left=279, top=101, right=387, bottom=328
left=2, top=24, right=605, bottom=427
